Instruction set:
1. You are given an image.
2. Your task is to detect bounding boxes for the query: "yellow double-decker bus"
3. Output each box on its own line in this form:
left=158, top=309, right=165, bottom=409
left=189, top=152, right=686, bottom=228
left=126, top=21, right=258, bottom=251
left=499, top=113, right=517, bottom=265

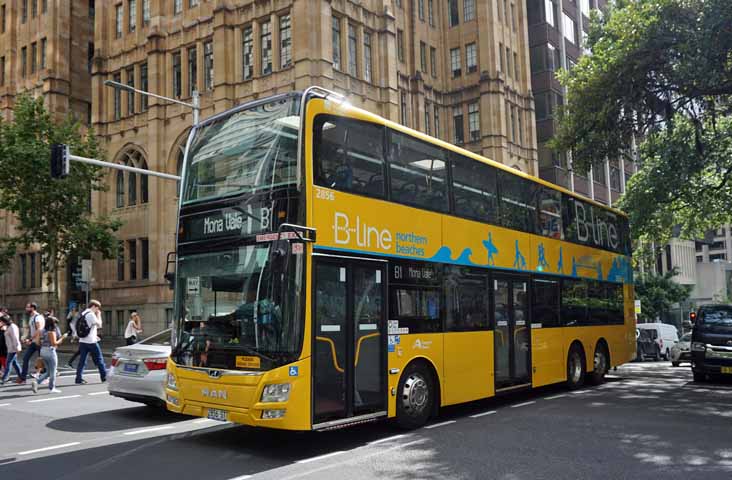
left=165, top=87, right=635, bottom=430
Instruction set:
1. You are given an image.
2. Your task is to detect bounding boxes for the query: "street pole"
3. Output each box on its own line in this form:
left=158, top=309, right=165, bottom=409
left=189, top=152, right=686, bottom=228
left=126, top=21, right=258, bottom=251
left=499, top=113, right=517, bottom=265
left=103, top=80, right=200, bottom=128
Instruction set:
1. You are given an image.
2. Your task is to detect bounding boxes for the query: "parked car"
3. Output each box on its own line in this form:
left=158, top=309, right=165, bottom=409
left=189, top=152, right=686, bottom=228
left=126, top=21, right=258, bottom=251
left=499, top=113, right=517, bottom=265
left=108, top=329, right=172, bottom=407
left=691, top=305, right=732, bottom=382
left=670, top=333, right=691, bottom=367
left=636, top=328, right=658, bottom=361
left=637, top=323, right=679, bottom=360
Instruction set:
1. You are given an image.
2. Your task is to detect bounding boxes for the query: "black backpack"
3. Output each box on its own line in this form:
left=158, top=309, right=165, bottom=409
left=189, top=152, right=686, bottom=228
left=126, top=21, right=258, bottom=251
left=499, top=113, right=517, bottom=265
left=76, top=312, right=92, bottom=338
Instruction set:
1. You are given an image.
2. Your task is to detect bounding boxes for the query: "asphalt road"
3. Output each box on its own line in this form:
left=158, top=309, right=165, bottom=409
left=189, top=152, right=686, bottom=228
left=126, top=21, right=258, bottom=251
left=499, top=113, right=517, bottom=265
left=1, top=361, right=731, bottom=480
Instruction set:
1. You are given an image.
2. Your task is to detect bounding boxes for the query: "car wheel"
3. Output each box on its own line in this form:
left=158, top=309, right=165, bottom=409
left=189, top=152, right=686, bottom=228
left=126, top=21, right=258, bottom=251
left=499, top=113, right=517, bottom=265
left=566, top=345, right=586, bottom=390
left=396, top=362, right=435, bottom=429
left=588, top=344, right=609, bottom=385
left=693, top=371, right=706, bottom=383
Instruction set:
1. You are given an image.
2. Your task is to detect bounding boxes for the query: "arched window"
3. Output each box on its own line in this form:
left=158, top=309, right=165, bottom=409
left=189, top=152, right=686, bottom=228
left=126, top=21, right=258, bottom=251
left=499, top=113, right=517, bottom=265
left=140, top=160, right=149, bottom=204
left=128, top=171, right=137, bottom=205
left=116, top=170, right=125, bottom=208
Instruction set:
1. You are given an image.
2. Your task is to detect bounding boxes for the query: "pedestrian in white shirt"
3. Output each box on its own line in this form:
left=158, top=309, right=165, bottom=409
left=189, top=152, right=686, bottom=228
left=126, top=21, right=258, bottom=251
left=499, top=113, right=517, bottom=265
left=74, top=300, right=107, bottom=385
left=1, top=314, right=22, bottom=385
left=124, top=312, right=143, bottom=345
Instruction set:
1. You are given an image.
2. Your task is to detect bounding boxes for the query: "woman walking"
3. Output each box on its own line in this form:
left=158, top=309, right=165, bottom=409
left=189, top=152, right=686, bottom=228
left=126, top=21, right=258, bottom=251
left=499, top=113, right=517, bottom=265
left=124, top=312, right=143, bottom=345
left=32, top=316, right=66, bottom=394
left=0, top=314, right=22, bottom=385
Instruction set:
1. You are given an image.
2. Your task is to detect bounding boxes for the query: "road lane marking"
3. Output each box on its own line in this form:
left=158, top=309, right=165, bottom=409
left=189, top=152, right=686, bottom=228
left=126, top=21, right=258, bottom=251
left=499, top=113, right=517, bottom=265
left=18, top=442, right=80, bottom=455
left=0, top=403, right=10, bottom=407
left=470, top=410, right=497, bottom=418
left=227, top=476, right=252, bottom=480
left=510, top=401, right=536, bottom=408
left=296, top=451, right=346, bottom=464
left=368, top=434, right=408, bottom=445
left=572, top=390, right=590, bottom=395
left=193, top=418, right=216, bottom=424
left=88, top=391, right=109, bottom=396
left=544, top=394, right=568, bottom=400
left=122, top=426, right=174, bottom=436
left=28, top=395, right=81, bottom=403
left=425, top=420, right=456, bottom=429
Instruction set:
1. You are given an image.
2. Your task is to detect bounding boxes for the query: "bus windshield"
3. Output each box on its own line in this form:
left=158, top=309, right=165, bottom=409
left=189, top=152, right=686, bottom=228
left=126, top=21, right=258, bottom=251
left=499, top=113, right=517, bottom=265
left=173, top=241, right=304, bottom=370
left=182, top=96, right=300, bottom=204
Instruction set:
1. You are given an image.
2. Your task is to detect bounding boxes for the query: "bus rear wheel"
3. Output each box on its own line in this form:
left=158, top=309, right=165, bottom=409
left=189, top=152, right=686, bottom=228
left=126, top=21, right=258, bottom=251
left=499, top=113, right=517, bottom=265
left=396, top=363, right=434, bottom=429
left=566, top=345, right=586, bottom=390
left=588, top=344, right=609, bottom=385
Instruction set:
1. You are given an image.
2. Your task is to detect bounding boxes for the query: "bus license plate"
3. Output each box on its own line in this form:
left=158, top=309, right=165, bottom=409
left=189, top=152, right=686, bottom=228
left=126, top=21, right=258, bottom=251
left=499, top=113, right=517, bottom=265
left=123, top=363, right=139, bottom=373
left=721, top=367, right=732, bottom=374
left=207, top=408, right=228, bottom=422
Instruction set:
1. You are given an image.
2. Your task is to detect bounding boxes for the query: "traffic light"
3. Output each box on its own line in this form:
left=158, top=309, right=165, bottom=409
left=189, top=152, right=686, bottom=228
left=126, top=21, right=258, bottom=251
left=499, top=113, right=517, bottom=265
left=689, top=311, right=697, bottom=323
left=50, top=143, right=70, bottom=179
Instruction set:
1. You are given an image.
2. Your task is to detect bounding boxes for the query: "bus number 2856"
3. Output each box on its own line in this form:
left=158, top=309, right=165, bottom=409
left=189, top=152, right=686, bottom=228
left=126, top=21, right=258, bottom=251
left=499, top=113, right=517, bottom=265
left=316, top=188, right=335, bottom=201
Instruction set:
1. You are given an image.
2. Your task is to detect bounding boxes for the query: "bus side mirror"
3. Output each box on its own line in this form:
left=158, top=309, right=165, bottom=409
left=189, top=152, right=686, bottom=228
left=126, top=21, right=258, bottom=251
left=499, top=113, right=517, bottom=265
left=165, top=251, right=176, bottom=290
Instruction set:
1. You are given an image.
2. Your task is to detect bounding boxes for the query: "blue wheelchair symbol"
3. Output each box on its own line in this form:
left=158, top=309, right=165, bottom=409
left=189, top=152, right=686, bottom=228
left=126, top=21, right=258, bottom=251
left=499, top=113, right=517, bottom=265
left=289, top=366, right=299, bottom=377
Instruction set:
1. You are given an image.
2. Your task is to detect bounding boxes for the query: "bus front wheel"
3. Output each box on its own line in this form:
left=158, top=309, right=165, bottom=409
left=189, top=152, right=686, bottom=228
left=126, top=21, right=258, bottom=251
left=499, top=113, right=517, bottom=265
left=396, top=363, right=434, bottom=429
left=566, top=345, right=586, bottom=390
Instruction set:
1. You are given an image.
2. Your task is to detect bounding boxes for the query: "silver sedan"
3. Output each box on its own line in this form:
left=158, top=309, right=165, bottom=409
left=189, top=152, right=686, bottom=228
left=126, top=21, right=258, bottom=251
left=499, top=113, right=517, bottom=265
left=108, top=329, right=171, bottom=407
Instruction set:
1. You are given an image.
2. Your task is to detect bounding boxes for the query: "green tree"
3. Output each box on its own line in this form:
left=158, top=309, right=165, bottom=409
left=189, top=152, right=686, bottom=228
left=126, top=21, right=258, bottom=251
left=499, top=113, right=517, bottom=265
left=0, top=95, right=121, bottom=310
left=552, top=0, right=732, bottom=242
left=635, top=269, right=691, bottom=322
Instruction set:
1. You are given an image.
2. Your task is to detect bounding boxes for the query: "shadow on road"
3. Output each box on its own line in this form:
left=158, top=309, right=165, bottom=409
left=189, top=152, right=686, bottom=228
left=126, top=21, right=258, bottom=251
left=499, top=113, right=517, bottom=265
left=46, top=406, right=189, bottom=433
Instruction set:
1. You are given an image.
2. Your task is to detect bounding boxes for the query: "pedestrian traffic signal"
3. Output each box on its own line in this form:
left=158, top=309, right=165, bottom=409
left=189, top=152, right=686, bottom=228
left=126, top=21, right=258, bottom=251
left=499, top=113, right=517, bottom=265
left=689, top=311, right=697, bottom=323
left=50, top=143, right=70, bottom=179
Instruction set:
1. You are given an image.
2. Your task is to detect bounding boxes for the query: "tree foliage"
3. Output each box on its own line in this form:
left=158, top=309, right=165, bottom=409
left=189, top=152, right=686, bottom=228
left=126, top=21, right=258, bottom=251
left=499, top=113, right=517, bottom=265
left=635, top=269, right=691, bottom=322
left=0, top=95, right=121, bottom=308
left=552, top=0, right=732, bottom=242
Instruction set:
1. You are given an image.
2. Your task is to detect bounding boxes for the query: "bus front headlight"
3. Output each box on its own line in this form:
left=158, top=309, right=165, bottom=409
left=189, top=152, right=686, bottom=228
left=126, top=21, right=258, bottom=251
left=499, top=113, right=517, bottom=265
left=167, top=372, right=178, bottom=391
left=261, top=383, right=291, bottom=403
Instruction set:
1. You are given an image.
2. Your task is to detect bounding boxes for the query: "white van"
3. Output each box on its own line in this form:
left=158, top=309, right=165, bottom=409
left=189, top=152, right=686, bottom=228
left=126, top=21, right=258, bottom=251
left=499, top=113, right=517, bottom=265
left=636, top=323, right=679, bottom=360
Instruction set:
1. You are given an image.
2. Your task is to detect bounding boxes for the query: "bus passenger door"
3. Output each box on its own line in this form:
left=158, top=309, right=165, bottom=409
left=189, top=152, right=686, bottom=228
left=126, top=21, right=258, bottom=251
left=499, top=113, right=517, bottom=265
left=493, top=275, right=532, bottom=391
left=312, top=257, right=387, bottom=427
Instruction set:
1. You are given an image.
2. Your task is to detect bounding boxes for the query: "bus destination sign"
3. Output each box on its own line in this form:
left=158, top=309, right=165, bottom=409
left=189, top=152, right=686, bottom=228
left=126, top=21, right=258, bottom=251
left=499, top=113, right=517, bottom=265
left=180, top=205, right=272, bottom=243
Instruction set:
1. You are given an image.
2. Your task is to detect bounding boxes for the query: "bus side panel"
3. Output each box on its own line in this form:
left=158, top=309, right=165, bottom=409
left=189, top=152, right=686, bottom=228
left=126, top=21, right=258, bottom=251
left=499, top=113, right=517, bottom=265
left=530, top=327, right=566, bottom=387
left=387, top=333, right=444, bottom=417
left=442, top=331, right=493, bottom=405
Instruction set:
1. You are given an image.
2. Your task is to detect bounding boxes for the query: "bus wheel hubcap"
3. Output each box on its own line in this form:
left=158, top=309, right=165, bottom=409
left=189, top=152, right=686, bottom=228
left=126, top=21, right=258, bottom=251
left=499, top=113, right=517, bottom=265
left=403, top=374, right=428, bottom=415
left=570, top=354, right=582, bottom=383
left=594, top=351, right=606, bottom=374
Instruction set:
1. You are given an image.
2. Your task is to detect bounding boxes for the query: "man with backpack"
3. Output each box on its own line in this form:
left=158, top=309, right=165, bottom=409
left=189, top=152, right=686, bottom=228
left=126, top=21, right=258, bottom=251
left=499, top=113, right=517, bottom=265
left=18, top=302, right=45, bottom=384
left=75, top=300, right=107, bottom=385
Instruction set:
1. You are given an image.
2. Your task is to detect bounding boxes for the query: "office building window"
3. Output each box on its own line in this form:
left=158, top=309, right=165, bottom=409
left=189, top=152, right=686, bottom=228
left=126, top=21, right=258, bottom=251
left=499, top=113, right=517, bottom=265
left=428, top=0, right=434, bottom=26
left=116, top=170, right=124, bottom=207
left=113, top=73, right=121, bottom=119
left=115, top=4, right=122, bottom=37
left=499, top=42, right=505, bottom=72
left=348, top=23, right=357, bottom=77
left=88, top=42, right=94, bottom=73
left=518, top=109, right=523, bottom=144
left=511, top=3, right=516, bottom=31
left=545, top=0, right=556, bottom=26
left=30, top=42, right=36, bottom=74
left=511, top=105, right=517, bottom=142
left=141, top=238, right=149, bottom=279
left=332, top=17, right=341, bottom=70
left=464, top=0, right=476, bottom=21
left=400, top=90, right=408, bottom=127
left=128, top=0, right=136, bottom=32
left=40, top=38, right=46, bottom=69
left=189, top=0, right=198, bottom=6
left=29, top=253, right=36, bottom=288
left=420, top=42, right=427, bottom=72
left=20, top=254, right=27, bottom=289
left=466, top=43, right=477, bottom=73
left=187, top=45, right=197, bottom=96
left=425, top=101, right=431, bottom=135
left=1, top=5, right=5, bottom=33
left=450, top=47, right=461, bottom=77
left=563, top=13, right=577, bottom=44
left=430, top=47, right=437, bottom=77
left=143, top=0, right=150, bottom=24
left=126, top=67, right=135, bottom=115
left=172, top=52, right=182, bottom=97
left=280, top=14, right=292, bottom=68
left=174, top=0, right=182, bottom=14
left=434, top=105, right=440, bottom=138
left=140, top=63, right=148, bottom=110
left=21, top=46, right=27, bottom=77
left=261, top=21, right=272, bottom=75
left=514, top=52, right=519, bottom=79
left=581, top=0, right=590, bottom=17
left=117, top=243, right=125, bottom=281
left=22, top=0, right=27, bottom=23
left=397, top=29, right=404, bottom=62
left=32, top=0, right=37, bottom=17
left=468, top=102, right=480, bottom=142
left=203, top=41, right=213, bottom=90
left=363, top=31, right=372, bottom=82
left=448, top=0, right=459, bottom=27
left=88, top=0, right=94, bottom=18
left=128, top=240, right=137, bottom=280
left=242, top=26, right=253, bottom=79
left=418, top=0, right=425, bottom=21
left=453, top=106, right=464, bottom=144
left=0, top=57, right=5, bottom=86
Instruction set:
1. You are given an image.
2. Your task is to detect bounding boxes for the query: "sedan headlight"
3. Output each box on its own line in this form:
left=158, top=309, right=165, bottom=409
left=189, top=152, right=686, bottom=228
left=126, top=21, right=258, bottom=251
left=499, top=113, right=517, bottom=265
left=167, top=372, right=178, bottom=390
left=261, top=383, right=291, bottom=403
left=691, top=342, right=706, bottom=352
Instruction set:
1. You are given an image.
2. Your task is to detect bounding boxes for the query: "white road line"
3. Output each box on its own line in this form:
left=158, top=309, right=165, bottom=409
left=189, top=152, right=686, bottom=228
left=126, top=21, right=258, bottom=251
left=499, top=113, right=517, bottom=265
left=544, top=394, right=568, bottom=400
left=226, top=476, right=252, bottom=480
left=572, top=390, right=590, bottom=395
left=122, top=426, right=174, bottom=436
left=470, top=410, right=497, bottom=418
left=18, top=442, right=80, bottom=455
left=0, top=403, right=11, bottom=407
left=510, top=401, right=536, bottom=408
left=88, top=391, right=109, bottom=396
left=425, top=420, right=456, bottom=429
left=368, top=434, right=408, bottom=445
left=296, top=451, right=346, bottom=464
left=28, top=394, right=81, bottom=403
left=193, top=418, right=216, bottom=424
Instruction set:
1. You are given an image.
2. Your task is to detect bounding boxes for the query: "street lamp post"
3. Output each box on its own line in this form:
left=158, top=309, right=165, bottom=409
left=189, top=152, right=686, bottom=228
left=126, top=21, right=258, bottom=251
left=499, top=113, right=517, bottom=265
left=103, top=80, right=200, bottom=126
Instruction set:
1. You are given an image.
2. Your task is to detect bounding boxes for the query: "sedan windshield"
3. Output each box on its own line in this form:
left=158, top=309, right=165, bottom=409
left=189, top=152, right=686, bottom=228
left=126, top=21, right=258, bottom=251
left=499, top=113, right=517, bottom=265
left=183, top=96, right=300, bottom=204
left=173, top=242, right=304, bottom=370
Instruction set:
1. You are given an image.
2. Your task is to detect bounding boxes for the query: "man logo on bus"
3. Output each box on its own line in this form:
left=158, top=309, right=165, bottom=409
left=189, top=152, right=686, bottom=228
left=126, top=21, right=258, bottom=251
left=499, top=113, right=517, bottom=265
left=334, top=212, right=393, bottom=251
